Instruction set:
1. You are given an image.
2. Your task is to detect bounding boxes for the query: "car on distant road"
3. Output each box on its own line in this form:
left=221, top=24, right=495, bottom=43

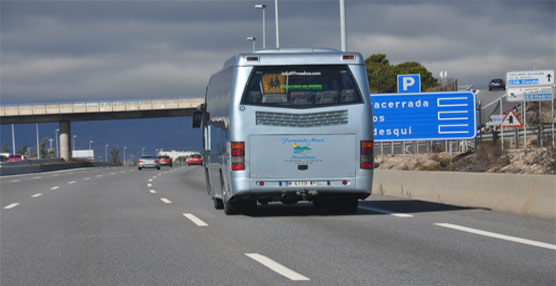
left=0, top=155, right=8, bottom=162
left=489, top=79, right=506, bottom=91
left=157, top=155, right=173, bottom=167
left=187, top=154, right=203, bottom=166
left=138, top=155, right=160, bottom=170
left=8, top=154, right=25, bottom=162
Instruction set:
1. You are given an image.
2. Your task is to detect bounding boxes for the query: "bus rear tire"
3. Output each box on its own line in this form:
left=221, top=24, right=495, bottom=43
left=224, top=200, right=239, bottom=215
left=340, top=197, right=359, bottom=213
left=213, top=198, right=224, bottom=209
left=241, top=199, right=257, bottom=215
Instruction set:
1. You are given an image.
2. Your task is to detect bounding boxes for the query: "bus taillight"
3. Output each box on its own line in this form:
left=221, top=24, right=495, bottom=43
left=231, top=141, right=245, bottom=171
left=360, top=140, right=373, bottom=169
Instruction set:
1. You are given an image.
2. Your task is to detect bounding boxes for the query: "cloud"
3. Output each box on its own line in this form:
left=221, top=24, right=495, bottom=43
left=1, top=0, right=554, bottom=104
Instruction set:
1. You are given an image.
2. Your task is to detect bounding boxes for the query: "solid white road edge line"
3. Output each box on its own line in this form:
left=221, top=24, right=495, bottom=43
left=4, top=203, right=20, bottom=210
left=435, top=223, right=556, bottom=251
left=245, top=253, right=310, bottom=281
left=160, top=198, right=172, bottom=204
left=50, top=186, right=60, bottom=190
left=182, top=213, right=208, bottom=226
left=358, top=205, right=414, bottom=218
left=31, top=193, right=43, bottom=198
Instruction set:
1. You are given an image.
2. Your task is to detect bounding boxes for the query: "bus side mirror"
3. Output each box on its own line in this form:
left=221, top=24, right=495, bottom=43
left=192, top=111, right=202, bottom=128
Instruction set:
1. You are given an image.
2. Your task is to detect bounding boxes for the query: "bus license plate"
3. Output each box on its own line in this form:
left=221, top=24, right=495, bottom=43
left=286, top=181, right=327, bottom=187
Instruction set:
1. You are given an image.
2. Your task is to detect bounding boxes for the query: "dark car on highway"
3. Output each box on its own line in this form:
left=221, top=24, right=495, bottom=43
left=489, top=79, right=506, bottom=91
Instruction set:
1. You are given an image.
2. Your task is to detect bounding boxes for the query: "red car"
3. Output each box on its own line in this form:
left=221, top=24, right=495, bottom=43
left=8, top=154, right=25, bottom=162
left=187, top=154, right=203, bottom=166
left=157, top=155, right=173, bottom=167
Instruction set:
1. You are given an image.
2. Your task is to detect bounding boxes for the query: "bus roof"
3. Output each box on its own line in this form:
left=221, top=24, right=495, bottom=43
left=222, top=48, right=364, bottom=69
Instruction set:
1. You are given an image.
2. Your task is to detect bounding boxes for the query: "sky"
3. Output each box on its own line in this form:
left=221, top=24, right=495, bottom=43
left=1, top=0, right=555, bottom=105
left=1, top=0, right=555, bottom=158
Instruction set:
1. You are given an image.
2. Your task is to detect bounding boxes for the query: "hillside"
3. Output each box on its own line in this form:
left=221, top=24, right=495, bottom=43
left=375, top=146, right=555, bottom=175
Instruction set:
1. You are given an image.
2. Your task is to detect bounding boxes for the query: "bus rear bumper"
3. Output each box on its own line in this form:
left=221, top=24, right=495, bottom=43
left=229, top=175, right=372, bottom=203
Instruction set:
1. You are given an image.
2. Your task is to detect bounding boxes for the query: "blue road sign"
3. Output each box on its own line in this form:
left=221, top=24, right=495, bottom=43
left=371, top=91, right=477, bottom=142
left=397, top=74, right=421, bottom=93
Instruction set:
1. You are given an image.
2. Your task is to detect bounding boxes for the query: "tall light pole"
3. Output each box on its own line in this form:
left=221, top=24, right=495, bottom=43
left=141, top=147, right=145, bottom=156
left=105, top=144, right=109, bottom=162
left=11, top=124, right=15, bottom=154
left=89, top=140, right=93, bottom=150
left=55, top=128, right=59, bottom=157
left=274, top=0, right=280, bottom=48
left=123, top=146, right=127, bottom=167
left=72, top=135, right=77, bottom=151
left=339, top=0, right=347, bottom=51
left=247, top=36, right=256, bottom=51
left=36, top=123, right=40, bottom=159
left=255, top=4, right=266, bottom=49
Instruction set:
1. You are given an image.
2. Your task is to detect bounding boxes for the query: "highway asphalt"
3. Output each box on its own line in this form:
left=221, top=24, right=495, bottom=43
left=1, top=166, right=555, bottom=286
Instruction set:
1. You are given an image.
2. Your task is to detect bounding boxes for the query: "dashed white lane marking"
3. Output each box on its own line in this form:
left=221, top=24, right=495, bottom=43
left=358, top=205, right=414, bottom=218
left=84, top=177, right=91, bottom=181
left=96, top=175, right=103, bottom=178
left=110, top=172, right=117, bottom=175
left=148, top=179, right=153, bottom=182
left=149, top=189, right=157, bottom=194
left=68, top=181, right=76, bottom=184
left=121, top=171, right=126, bottom=174
left=10, top=179, right=21, bottom=183
left=147, top=183, right=152, bottom=187
left=4, top=203, right=20, bottom=210
left=245, top=253, right=310, bottom=281
left=31, top=193, right=43, bottom=198
left=50, top=186, right=60, bottom=190
left=33, top=176, right=42, bottom=179
left=157, top=173, right=162, bottom=176
left=160, top=198, right=172, bottom=204
left=435, top=223, right=556, bottom=251
left=182, top=213, right=208, bottom=226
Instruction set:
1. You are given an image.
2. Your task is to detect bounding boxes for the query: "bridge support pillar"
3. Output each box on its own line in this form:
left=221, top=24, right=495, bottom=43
left=59, top=121, right=71, bottom=161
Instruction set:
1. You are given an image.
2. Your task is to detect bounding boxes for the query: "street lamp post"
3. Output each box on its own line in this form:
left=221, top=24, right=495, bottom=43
left=246, top=36, right=256, bottom=51
left=274, top=0, right=280, bottom=48
left=141, top=147, right=145, bottom=156
left=89, top=140, right=93, bottom=150
left=123, top=146, right=127, bottom=167
left=255, top=4, right=266, bottom=49
left=11, top=124, right=16, bottom=155
left=55, top=129, right=59, bottom=158
left=339, top=0, right=347, bottom=51
left=105, top=144, right=109, bottom=162
left=72, top=135, right=77, bottom=151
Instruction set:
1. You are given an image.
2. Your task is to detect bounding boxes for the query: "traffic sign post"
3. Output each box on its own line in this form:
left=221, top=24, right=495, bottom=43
left=397, top=74, right=421, bottom=93
left=506, top=70, right=555, bottom=148
left=371, top=91, right=476, bottom=142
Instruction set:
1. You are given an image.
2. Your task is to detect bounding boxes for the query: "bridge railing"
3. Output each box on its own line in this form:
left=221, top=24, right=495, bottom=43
left=0, top=97, right=204, bottom=116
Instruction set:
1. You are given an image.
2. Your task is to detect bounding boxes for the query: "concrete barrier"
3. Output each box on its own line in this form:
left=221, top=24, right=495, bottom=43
left=372, top=170, right=556, bottom=220
left=0, top=161, right=113, bottom=176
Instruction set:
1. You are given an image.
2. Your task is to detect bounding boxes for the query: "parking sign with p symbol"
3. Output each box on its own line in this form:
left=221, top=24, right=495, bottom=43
left=397, top=74, right=421, bottom=93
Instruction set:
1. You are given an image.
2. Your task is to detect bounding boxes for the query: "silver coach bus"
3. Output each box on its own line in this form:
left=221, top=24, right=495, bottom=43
left=192, top=48, right=373, bottom=215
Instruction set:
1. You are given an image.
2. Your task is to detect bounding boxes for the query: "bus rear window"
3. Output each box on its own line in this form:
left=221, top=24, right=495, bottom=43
left=241, top=65, right=363, bottom=107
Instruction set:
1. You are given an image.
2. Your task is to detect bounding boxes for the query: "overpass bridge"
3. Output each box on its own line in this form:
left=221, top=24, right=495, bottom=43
left=0, top=97, right=204, bottom=161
